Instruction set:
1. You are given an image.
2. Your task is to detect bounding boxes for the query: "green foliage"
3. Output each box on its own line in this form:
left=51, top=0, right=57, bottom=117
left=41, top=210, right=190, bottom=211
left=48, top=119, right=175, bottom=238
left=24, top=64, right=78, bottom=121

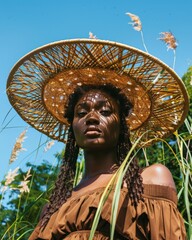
left=182, top=66, right=192, bottom=115
left=0, top=159, right=59, bottom=239
left=182, top=66, right=192, bottom=96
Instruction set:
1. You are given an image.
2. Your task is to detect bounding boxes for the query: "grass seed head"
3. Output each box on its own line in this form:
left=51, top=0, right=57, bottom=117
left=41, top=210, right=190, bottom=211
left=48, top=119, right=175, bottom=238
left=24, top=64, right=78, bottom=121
left=159, top=31, right=178, bottom=50
left=126, top=12, right=142, bottom=31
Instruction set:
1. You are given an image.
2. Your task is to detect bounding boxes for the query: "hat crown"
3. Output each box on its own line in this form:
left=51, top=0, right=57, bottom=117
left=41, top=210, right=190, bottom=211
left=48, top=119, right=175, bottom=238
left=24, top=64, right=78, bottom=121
left=7, top=39, right=189, bottom=146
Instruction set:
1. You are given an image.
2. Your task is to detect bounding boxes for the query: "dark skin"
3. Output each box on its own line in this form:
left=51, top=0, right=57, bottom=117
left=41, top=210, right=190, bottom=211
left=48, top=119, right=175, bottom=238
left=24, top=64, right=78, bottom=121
left=72, top=90, right=176, bottom=192
left=73, top=90, right=120, bottom=179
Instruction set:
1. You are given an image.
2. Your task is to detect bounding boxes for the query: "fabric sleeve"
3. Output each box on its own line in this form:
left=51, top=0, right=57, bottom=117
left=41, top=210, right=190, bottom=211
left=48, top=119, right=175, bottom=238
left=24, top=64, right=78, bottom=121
left=143, top=184, right=186, bottom=240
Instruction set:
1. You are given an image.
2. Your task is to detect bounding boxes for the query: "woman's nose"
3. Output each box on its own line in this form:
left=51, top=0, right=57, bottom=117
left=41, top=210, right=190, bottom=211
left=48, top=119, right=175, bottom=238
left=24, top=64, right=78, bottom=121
left=86, top=111, right=100, bottom=125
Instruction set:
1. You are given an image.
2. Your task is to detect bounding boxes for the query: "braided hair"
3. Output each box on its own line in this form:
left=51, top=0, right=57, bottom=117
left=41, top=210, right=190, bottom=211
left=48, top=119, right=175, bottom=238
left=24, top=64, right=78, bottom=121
left=40, top=83, right=143, bottom=228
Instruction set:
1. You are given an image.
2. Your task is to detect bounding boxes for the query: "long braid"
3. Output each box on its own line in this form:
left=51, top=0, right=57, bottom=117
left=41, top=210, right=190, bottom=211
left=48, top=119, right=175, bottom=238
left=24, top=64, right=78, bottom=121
left=40, top=126, right=79, bottom=227
left=117, top=114, right=143, bottom=206
left=40, top=83, right=143, bottom=228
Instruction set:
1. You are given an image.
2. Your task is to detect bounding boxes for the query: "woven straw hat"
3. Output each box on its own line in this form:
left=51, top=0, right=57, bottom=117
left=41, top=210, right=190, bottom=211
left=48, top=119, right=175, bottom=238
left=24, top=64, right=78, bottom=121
left=6, top=39, right=189, bottom=145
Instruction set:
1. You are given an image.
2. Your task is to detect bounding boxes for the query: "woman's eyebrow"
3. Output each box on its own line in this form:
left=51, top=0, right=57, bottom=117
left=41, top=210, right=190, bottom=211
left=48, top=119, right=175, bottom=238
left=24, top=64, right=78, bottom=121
left=76, top=102, right=88, bottom=108
left=96, top=100, right=112, bottom=108
left=77, top=100, right=108, bottom=106
left=76, top=100, right=113, bottom=110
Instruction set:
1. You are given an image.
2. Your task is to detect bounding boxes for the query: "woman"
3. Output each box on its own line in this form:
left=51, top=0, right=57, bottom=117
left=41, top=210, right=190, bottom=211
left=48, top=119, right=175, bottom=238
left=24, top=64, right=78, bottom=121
left=7, top=39, right=188, bottom=239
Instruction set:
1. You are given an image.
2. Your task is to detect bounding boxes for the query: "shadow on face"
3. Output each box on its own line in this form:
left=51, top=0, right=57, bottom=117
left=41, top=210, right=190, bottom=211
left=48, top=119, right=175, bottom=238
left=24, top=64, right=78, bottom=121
left=72, top=90, right=120, bottom=151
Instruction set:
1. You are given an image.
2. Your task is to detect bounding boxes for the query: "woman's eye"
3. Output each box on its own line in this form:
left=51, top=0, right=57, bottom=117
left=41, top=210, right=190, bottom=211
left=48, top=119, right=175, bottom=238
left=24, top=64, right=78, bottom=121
left=77, top=111, right=87, bottom=117
left=100, top=110, right=111, bottom=116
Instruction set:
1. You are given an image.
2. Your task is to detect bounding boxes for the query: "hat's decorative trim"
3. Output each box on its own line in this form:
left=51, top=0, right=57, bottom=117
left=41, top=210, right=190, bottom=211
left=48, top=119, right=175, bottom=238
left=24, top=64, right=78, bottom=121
left=7, top=39, right=189, bottom=145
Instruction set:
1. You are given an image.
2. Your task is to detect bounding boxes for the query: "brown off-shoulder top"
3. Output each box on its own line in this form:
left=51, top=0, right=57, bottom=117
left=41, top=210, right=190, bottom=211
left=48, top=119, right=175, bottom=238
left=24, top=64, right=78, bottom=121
left=29, top=176, right=186, bottom=240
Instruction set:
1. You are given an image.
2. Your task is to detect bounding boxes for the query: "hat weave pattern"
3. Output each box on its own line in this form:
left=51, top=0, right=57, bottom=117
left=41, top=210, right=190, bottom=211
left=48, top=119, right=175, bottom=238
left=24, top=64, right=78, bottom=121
left=7, top=39, right=189, bottom=145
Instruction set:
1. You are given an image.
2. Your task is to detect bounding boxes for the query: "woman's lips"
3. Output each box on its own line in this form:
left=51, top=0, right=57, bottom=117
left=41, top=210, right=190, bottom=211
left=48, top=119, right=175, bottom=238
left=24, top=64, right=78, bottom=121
left=84, top=127, right=101, bottom=137
left=85, top=131, right=101, bottom=137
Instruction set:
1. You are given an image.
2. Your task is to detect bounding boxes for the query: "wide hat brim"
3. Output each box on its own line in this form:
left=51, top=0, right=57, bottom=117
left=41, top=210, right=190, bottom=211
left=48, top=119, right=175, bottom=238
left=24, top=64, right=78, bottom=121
left=6, top=39, right=189, bottom=146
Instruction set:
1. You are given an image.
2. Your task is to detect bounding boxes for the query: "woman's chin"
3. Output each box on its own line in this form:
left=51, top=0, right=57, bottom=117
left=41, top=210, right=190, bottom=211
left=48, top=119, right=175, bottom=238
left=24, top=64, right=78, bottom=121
left=80, top=140, right=116, bottom=152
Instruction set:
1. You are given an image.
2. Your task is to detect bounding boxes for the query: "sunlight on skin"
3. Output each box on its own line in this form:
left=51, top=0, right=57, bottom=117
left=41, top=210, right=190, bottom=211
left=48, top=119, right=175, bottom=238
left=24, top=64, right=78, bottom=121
left=141, top=163, right=176, bottom=189
left=72, top=90, right=120, bottom=180
left=73, top=90, right=120, bottom=150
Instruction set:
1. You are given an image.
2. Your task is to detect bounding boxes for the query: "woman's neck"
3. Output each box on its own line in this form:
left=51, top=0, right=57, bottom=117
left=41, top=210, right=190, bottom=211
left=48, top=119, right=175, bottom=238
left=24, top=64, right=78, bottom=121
left=83, top=148, right=118, bottom=178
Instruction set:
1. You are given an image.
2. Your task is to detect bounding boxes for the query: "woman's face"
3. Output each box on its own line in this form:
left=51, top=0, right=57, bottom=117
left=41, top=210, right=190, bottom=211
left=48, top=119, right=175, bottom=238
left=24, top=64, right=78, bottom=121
left=72, top=90, right=120, bottom=151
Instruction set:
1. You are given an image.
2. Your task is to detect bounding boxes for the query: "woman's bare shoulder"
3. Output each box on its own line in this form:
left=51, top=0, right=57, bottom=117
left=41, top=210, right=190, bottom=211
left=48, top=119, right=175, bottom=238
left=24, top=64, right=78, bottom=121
left=141, top=163, right=176, bottom=190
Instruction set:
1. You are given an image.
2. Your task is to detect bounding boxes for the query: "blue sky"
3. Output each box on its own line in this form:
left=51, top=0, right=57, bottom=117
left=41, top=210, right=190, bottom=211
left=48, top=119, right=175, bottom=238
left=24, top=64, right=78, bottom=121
left=0, top=0, right=192, bottom=181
